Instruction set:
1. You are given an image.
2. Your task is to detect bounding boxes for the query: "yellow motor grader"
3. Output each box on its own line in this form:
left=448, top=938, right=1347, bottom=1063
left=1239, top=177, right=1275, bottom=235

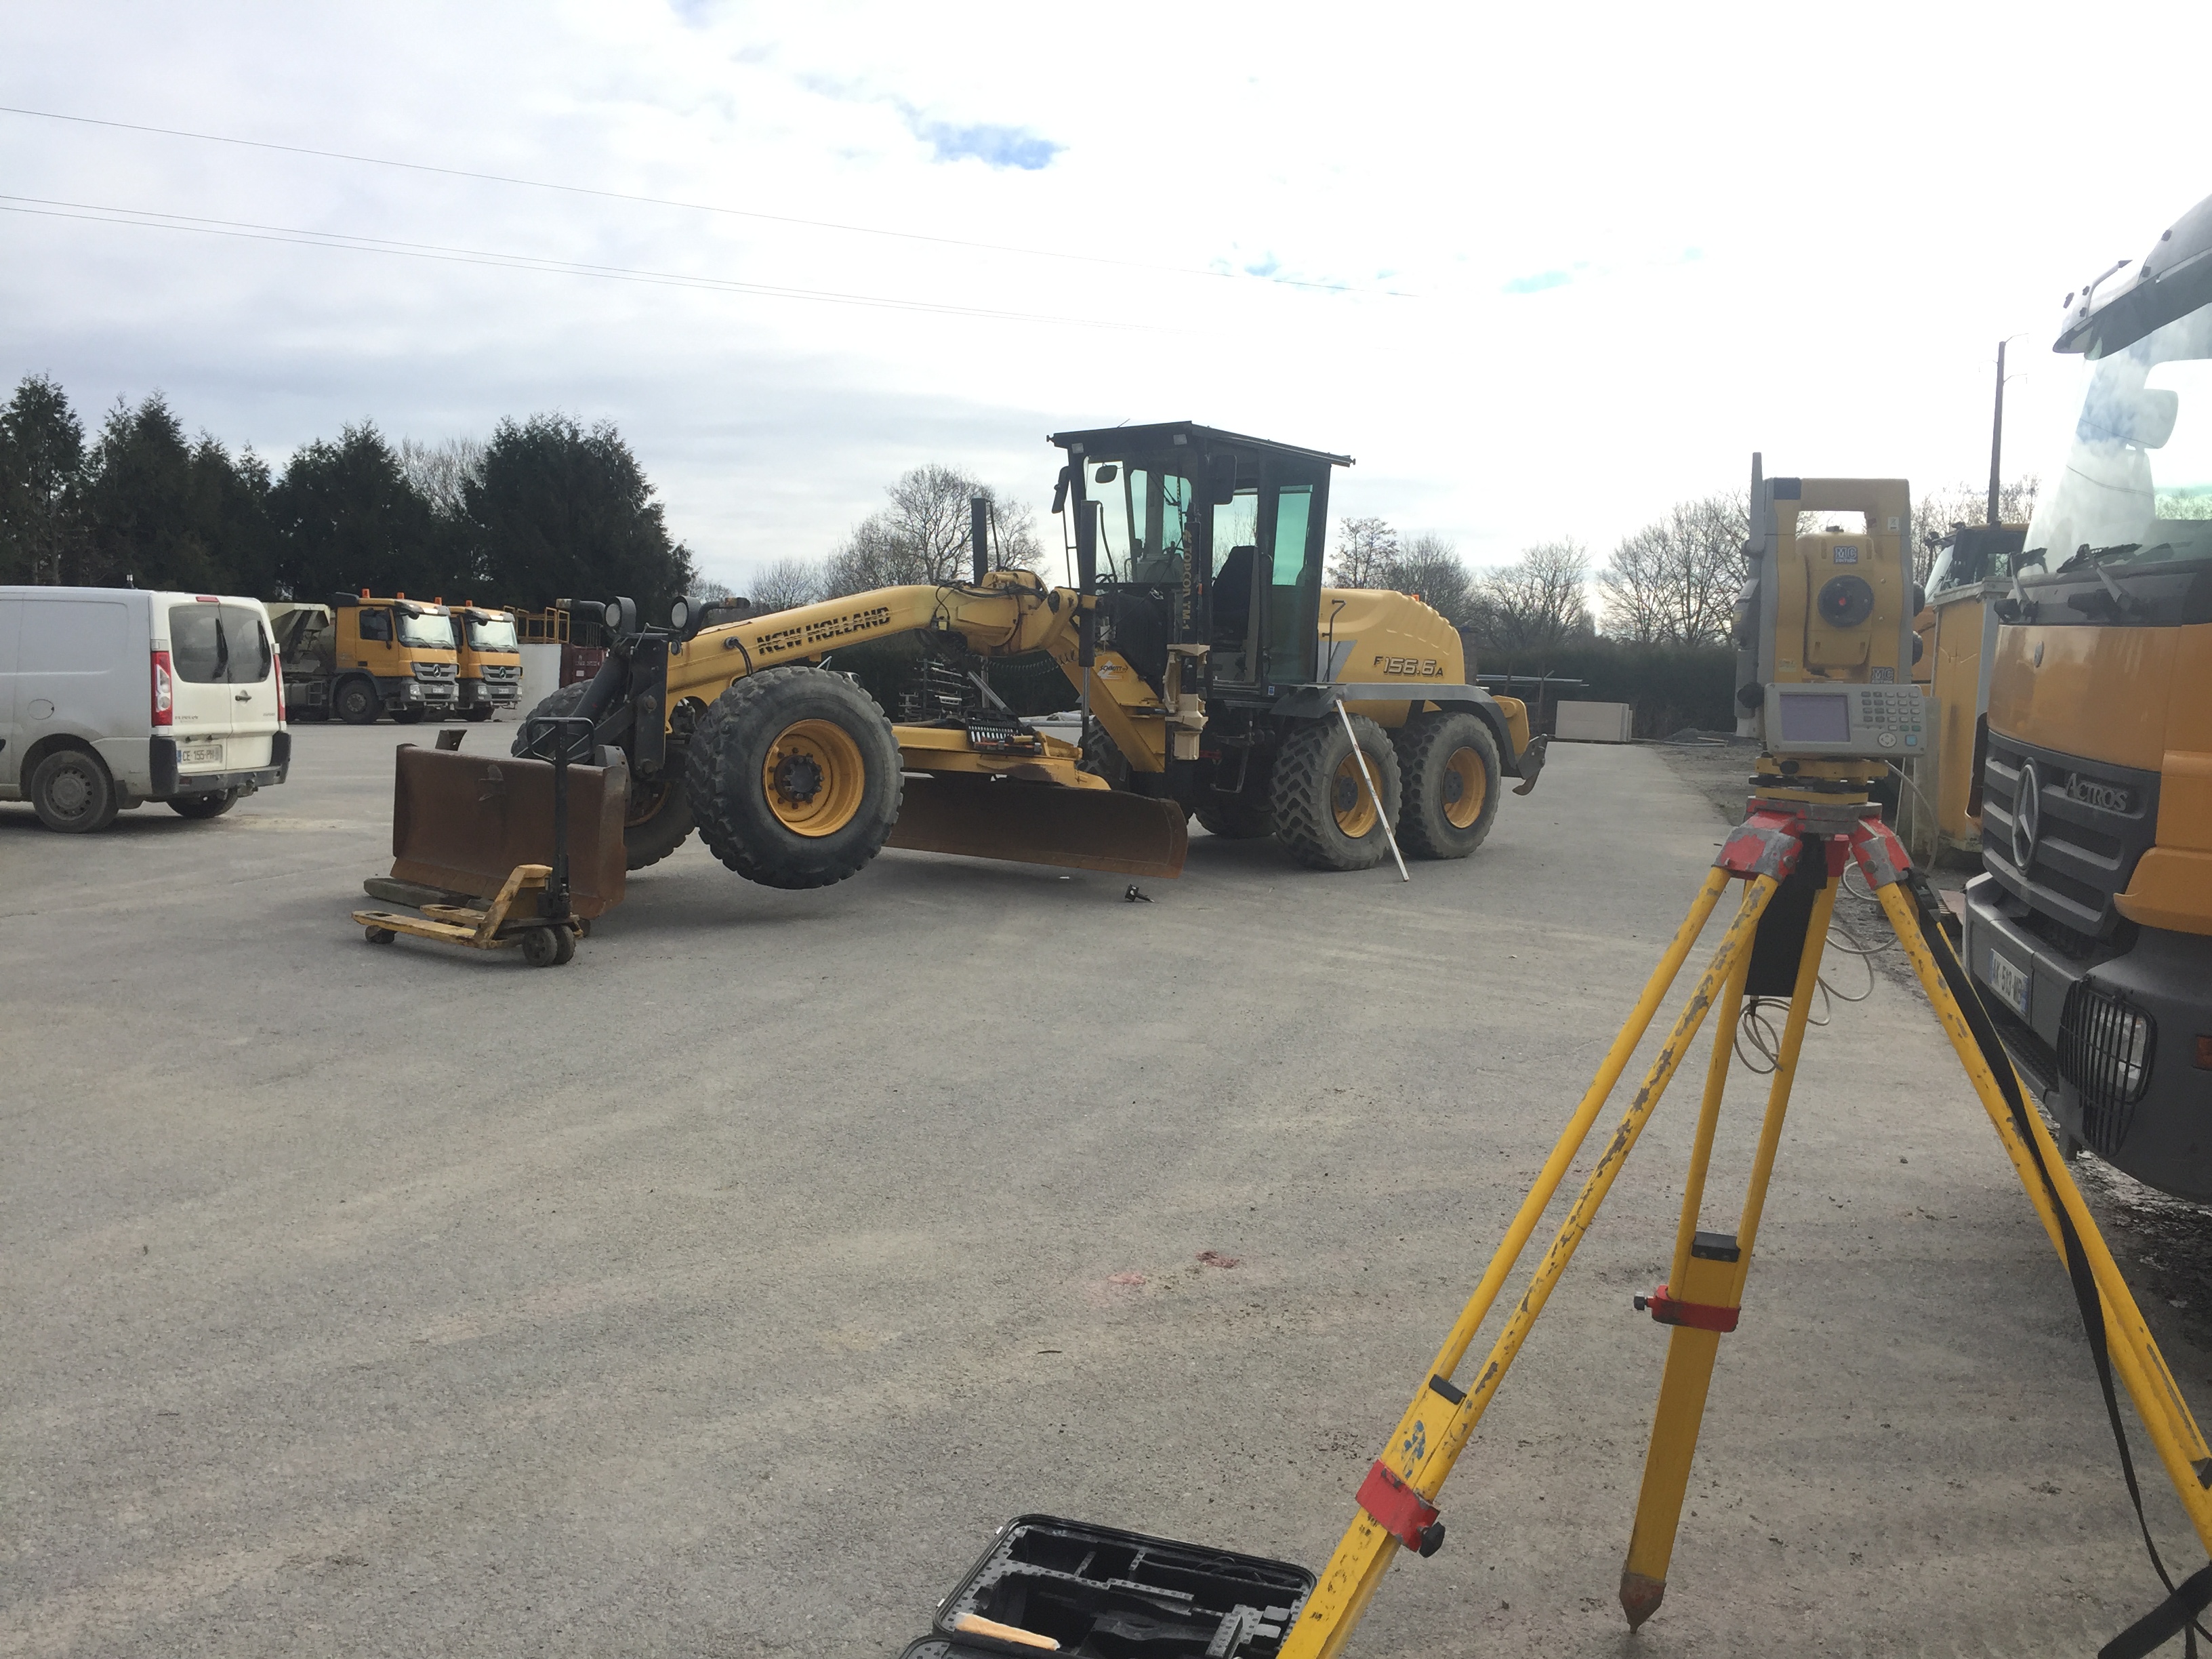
left=499, top=423, right=1548, bottom=887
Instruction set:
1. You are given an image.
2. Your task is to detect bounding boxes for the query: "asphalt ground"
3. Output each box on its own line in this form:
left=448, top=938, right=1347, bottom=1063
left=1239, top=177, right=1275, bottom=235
left=5, top=722, right=2209, bottom=1658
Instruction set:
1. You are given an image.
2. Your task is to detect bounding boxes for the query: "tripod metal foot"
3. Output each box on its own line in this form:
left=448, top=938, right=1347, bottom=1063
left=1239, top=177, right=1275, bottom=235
left=1618, top=1569, right=1666, bottom=1631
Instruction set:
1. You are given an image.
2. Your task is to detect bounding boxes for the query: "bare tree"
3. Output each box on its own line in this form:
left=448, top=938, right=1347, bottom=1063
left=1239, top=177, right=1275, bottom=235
left=398, top=434, right=485, bottom=520
left=1328, top=514, right=1399, bottom=588
left=1598, top=491, right=1748, bottom=644
left=749, top=556, right=823, bottom=613
left=1382, top=531, right=1475, bottom=626
left=1469, top=539, right=1592, bottom=657
left=823, top=464, right=1043, bottom=597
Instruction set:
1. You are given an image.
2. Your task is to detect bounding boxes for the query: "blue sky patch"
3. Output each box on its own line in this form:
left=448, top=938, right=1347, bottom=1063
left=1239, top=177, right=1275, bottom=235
left=1504, top=268, right=1572, bottom=294
left=909, top=116, right=1062, bottom=170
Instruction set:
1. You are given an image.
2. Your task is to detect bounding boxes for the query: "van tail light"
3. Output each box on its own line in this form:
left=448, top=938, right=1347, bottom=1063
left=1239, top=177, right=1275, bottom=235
left=274, top=649, right=287, bottom=724
left=152, top=649, right=174, bottom=726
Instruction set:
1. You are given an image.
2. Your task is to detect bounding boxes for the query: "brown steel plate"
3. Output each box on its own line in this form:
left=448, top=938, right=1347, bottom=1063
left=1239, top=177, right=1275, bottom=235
left=388, top=745, right=627, bottom=918
left=885, top=775, right=1187, bottom=878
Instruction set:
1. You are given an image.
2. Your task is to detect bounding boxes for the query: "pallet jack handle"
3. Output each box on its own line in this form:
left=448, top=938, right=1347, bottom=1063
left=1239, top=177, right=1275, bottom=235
left=522, top=714, right=596, bottom=926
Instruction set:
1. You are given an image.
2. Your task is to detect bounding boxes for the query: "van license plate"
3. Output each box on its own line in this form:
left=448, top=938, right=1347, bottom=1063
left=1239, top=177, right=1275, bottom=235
left=180, top=742, right=226, bottom=771
left=1986, top=950, right=2030, bottom=1017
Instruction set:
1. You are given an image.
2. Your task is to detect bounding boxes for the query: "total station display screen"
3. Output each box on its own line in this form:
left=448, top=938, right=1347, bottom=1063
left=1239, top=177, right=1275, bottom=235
left=1778, top=692, right=1851, bottom=743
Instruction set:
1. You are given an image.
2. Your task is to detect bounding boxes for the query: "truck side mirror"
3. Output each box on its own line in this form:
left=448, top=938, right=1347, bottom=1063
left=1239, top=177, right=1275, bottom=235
left=1207, top=454, right=1239, bottom=506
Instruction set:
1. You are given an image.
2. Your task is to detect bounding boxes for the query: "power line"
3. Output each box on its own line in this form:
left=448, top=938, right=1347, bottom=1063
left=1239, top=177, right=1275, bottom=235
left=0, top=104, right=1419, bottom=300
left=0, top=194, right=1167, bottom=331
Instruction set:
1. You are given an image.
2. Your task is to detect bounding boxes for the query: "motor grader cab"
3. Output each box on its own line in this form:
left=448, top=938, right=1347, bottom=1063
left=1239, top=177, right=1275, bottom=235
left=1054, top=424, right=1546, bottom=865
left=413, top=424, right=1547, bottom=901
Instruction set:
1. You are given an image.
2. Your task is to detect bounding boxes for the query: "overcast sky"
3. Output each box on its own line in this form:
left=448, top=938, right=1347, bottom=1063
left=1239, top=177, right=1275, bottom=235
left=5, top=1, right=2211, bottom=595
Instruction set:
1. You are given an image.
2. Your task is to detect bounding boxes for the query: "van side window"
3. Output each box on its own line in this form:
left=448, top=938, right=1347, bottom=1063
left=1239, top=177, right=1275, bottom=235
left=359, top=608, right=392, bottom=642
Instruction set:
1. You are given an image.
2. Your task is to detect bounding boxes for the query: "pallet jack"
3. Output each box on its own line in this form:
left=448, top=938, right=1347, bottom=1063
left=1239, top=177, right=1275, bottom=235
left=351, top=716, right=600, bottom=968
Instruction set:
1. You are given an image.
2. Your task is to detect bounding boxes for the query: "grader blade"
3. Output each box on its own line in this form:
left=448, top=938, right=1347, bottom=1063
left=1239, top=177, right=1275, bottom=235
left=886, top=775, right=1188, bottom=878
left=388, top=745, right=628, bottom=918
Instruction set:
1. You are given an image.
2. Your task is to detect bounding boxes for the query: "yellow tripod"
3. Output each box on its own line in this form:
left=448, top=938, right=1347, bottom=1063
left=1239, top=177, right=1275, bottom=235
left=1279, top=790, right=2212, bottom=1659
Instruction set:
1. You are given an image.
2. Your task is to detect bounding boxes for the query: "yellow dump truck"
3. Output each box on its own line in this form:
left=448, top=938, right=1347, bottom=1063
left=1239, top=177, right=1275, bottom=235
left=1901, top=523, right=2024, bottom=860
left=269, top=593, right=459, bottom=724
left=447, top=602, right=523, bottom=721
left=1962, top=188, right=2212, bottom=1200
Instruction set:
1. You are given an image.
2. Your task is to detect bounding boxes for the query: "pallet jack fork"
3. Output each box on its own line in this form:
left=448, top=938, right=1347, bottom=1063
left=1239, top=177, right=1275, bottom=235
left=1278, top=787, right=2212, bottom=1659
left=350, top=717, right=593, bottom=969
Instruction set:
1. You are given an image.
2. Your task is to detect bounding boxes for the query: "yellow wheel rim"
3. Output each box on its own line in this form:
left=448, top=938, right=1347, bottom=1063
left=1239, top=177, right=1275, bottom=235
left=762, top=718, right=865, bottom=837
left=626, top=778, right=670, bottom=827
left=1330, top=753, right=1378, bottom=838
left=1441, top=746, right=1488, bottom=829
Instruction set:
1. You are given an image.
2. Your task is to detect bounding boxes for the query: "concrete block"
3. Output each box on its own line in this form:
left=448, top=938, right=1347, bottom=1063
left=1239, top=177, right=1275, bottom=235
left=1553, top=700, right=1634, bottom=743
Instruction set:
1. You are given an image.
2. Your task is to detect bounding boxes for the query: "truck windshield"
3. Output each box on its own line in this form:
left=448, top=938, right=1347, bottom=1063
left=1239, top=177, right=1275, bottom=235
left=466, top=615, right=518, bottom=651
left=398, top=611, right=455, bottom=649
left=2025, top=298, right=2212, bottom=569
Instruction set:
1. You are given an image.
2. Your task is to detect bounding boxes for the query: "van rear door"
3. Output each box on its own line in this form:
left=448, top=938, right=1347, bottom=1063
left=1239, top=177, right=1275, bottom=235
left=165, top=596, right=239, bottom=775
left=224, top=601, right=280, bottom=768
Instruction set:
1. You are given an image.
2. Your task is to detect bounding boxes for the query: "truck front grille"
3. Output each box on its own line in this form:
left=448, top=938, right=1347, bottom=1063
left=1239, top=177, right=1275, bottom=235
left=1980, top=733, right=2158, bottom=941
left=2057, top=981, right=2156, bottom=1156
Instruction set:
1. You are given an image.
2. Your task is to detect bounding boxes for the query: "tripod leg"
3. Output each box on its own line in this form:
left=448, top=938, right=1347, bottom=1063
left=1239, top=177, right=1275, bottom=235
left=1279, top=874, right=1782, bottom=1659
left=1620, top=862, right=1839, bottom=1628
left=1860, top=859, right=2212, bottom=1557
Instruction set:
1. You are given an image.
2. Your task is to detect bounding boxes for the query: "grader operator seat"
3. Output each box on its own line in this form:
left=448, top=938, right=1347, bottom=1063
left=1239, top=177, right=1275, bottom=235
left=1211, top=544, right=1257, bottom=651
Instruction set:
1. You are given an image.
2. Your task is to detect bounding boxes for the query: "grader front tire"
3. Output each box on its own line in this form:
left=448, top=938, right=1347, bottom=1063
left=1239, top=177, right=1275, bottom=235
left=1394, top=711, right=1500, bottom=860
left=686, top=665, right=901, bottom=890
left=1269, top=713, right=1402, bottom=872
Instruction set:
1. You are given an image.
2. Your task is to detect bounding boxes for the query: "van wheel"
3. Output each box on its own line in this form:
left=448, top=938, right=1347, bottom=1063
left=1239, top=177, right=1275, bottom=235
left=29, top=748, right=121, bottom=833
left=169, top=790, right=239, bottom=820
left=335, top=678, right=382, bottom=724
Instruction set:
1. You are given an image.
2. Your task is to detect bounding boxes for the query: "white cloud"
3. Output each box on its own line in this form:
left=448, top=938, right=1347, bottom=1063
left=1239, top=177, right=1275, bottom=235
left=3, top=0, right=2209, bottom=593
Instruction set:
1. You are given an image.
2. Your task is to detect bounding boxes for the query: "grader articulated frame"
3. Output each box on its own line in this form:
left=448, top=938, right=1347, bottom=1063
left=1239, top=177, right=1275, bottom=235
left=409, top=425, right=1551, bottom=896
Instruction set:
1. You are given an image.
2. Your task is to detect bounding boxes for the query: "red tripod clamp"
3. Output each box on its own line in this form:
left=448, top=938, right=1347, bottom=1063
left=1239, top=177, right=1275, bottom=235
left=1355, top=1459, right=1446, bottom=1556
left=1635, top=1284, right=1742, bottom=1333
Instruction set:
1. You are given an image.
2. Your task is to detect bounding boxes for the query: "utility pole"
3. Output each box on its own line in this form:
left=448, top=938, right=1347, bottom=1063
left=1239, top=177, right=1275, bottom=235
left=1987, top=340, right=2007, bottom=527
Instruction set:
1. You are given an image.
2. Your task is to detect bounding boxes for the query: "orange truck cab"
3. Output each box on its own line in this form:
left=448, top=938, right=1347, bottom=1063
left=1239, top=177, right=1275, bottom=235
left=1962, top=188, right=2212, bottom=1201
left=271, top=592, right=459, bottom=725
left=448, top=602, right=523, bottom=721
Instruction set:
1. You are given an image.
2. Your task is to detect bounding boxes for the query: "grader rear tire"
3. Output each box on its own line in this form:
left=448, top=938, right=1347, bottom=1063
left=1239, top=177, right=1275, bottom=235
left=1393, top=711, right=1500, bottom=860
left=686, top=665, right=901, bottom=890
left=1269, top=714, right=1402, bottom=872
left=515, top=681, right=695, bottom=870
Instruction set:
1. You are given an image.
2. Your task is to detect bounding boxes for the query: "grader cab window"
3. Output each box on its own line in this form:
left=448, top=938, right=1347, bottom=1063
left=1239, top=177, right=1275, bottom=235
left=1088, top=461, right=1193, bottom=586
left=1208, top=487, right=1262, bottom=681
left=1260, top=482, right=1319, bottom=687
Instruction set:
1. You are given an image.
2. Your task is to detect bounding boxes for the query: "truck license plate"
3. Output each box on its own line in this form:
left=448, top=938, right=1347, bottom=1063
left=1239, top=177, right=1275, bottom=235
left=1986, top=949, right=2030, bottom=1017
left=180, top=742, right=226, bottom=770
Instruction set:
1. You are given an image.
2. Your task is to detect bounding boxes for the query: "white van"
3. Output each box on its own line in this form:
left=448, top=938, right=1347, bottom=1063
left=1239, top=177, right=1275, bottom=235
left=0, top=586, right=291, bottom=832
